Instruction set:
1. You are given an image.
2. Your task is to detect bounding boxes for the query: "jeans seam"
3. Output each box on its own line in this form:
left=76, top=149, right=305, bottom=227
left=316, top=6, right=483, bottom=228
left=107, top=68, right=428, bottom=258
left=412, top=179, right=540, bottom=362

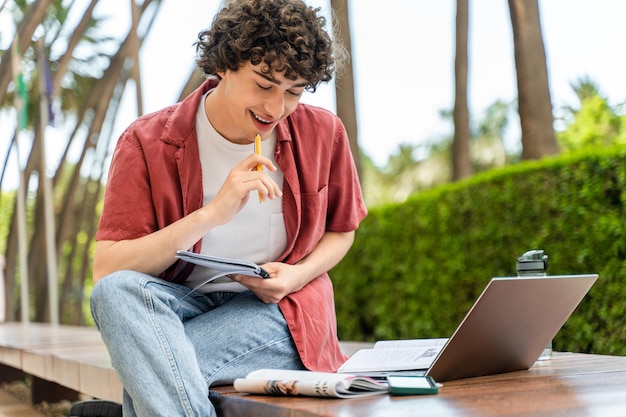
left=210, top=334, right=295, bottom=379
left=143, top=285, right=197, bottom=417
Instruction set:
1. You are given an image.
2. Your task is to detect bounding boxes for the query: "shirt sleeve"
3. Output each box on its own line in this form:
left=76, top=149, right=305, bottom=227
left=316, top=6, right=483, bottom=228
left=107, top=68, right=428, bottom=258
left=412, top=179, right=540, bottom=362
left=95, top=130, right=159, bottom=241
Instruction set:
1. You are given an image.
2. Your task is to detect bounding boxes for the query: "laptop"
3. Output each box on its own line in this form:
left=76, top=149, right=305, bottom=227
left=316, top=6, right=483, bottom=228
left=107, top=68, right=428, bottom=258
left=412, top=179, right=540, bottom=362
left=339, top=274, right=598, bottom=382
left=426, top=274, right=598, bottom=382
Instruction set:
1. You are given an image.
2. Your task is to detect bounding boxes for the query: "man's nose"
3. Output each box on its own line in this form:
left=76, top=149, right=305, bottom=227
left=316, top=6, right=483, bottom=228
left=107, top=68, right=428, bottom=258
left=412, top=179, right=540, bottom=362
left=264, top=90, right=285, bottom=119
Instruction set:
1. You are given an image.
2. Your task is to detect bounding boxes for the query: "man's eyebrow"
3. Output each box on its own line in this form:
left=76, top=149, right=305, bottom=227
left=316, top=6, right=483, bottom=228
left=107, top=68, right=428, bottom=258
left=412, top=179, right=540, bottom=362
left=253, top=70, right=308, bottom=88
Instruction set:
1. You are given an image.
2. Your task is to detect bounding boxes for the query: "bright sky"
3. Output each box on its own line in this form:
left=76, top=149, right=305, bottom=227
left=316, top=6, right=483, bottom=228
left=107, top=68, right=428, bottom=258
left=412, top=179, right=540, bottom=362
left=107, top=0, right=626, bottom=166
left=2, top=0, right=626, bottom=182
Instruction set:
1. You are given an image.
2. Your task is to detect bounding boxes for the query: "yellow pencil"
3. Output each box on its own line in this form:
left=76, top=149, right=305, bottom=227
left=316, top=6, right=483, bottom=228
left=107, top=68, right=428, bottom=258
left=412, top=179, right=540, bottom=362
left=255, top=134, right=262, bottom=202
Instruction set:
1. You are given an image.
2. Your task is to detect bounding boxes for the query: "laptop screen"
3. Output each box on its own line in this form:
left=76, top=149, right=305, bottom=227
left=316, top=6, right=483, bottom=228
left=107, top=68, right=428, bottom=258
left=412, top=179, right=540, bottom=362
left=427, top=274, right=598, bottom=382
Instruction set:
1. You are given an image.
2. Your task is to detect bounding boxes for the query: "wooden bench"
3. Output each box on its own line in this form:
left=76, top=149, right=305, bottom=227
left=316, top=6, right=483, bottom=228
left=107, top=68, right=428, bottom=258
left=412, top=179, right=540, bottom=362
left=0, top=322, right=368, bottom=407
left=0, top=322, right=123, bottom=404
left=4, top=322, right=626, bottom=416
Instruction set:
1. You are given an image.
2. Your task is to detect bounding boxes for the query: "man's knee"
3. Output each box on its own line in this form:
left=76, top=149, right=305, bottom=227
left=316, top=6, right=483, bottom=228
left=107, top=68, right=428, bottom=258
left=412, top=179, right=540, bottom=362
left=92, top=271, right=134, bottom=301
left=90, top=270, right=144, bottom=324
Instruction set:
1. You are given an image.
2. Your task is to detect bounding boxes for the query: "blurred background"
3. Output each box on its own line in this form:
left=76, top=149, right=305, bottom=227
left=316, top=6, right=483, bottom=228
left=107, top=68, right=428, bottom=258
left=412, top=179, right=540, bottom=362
left=1, top=0, right=625, bottom=324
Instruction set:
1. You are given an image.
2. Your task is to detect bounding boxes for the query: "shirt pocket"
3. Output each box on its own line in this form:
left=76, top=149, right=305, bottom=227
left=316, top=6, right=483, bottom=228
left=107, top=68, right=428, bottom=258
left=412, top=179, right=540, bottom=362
left=293, top=185, right=329, bottom=258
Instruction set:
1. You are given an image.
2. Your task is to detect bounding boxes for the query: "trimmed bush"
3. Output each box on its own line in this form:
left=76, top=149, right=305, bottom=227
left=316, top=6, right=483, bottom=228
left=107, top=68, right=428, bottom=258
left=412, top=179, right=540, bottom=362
left=332, top=147, right=626, bottom=355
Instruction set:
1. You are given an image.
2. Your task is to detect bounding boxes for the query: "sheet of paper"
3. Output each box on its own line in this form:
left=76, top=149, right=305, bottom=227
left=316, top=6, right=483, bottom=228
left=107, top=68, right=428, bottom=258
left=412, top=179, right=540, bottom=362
left=373, top=338, right=448, bottom=349
left=338, top=345, right=443, bottom=374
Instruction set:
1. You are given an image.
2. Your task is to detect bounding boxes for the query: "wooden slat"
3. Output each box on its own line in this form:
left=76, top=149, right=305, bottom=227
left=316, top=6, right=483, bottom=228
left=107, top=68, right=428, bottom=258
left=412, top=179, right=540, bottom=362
left=0, top=347, right=21, bottom=369
left=78, top=362, right=123, bottom=403
left=211, top=353, right=626, bottom=417
left=51, top=344, right=112, bottom=390
left=23, top=343, right=106, bottom=380
left=0, top=323, right=120, bottom=403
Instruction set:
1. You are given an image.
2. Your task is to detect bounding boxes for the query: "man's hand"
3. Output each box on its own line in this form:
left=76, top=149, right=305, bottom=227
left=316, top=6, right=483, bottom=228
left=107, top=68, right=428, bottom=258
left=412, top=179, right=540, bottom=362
left=232, top=262, right=308, bottom=304
left=204, top=154, right=282, bottom=226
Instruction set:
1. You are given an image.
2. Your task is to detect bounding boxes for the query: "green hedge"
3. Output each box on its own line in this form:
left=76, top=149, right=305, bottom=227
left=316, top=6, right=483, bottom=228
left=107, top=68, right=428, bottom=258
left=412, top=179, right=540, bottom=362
left=332, top=147, right=626, bottom=355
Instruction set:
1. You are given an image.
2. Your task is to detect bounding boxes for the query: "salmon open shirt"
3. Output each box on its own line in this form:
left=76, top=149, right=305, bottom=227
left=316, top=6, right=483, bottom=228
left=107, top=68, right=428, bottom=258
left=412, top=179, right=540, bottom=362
left=96, top=79, right=368, bottom=372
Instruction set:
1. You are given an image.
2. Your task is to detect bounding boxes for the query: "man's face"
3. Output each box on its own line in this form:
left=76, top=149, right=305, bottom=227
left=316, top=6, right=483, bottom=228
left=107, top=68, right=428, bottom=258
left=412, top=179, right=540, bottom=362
left=210, top=61, right=308, bottom=144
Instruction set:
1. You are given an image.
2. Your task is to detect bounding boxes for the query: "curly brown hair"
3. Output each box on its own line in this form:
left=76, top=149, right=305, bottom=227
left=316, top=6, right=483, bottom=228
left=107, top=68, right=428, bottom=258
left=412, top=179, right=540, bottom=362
left=195, top=0, right=341, bottom=92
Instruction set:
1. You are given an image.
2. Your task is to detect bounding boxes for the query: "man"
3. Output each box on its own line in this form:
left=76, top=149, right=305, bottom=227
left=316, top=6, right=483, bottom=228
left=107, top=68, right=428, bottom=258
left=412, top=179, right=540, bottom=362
left=90, top=0, right=367, bottom=415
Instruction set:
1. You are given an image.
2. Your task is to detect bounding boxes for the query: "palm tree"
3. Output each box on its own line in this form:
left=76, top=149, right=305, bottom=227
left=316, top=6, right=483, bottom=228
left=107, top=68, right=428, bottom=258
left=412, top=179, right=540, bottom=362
left=0, top=0, right=53, bottom=106
left=558, top=76, right=602, bottom=122
left=557, top=77, right=626, bottom=152
left=330, top=0, right=361, bottom=178
left=452, top=0, right=472, bottom=180
left=507, top=0, right=559, bottom=160
left=1, top=0, right=163, bottom=323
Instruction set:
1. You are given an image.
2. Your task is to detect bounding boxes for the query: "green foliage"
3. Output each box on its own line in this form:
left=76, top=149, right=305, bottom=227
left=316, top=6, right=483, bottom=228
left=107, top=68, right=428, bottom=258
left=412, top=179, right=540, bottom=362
left=0, top=193, right=15, bottom=254
left=332, top=147, right=626, bottom=355
left=558, top=95, right=626, bottom=152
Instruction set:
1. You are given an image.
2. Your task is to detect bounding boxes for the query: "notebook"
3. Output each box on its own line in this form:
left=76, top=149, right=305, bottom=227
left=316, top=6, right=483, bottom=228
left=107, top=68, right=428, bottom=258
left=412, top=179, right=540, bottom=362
left=340, top=274, right=598, bottom=382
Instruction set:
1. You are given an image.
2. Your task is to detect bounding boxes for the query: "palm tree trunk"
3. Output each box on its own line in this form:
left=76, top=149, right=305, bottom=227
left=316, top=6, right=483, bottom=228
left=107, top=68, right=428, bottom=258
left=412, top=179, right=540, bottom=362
left=508, top=0, right=559, bottom=159
left=452, top=0, right=472, bottom=180
left=130, top=0, right=144, bottom=116
left=330, top=0, right=361, bottom=179
left=178, top=68, right=206, bottom=101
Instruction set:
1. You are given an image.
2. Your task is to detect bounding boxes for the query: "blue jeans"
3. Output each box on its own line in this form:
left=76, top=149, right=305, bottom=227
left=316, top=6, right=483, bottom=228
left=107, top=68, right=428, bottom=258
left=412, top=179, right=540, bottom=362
left=90, top=271, right=304, bottom=417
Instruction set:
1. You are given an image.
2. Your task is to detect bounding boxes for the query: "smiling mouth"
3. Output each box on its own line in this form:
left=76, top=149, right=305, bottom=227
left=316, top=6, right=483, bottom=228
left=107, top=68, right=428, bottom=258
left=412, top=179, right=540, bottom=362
left=252, top=111, right=272, bottom=124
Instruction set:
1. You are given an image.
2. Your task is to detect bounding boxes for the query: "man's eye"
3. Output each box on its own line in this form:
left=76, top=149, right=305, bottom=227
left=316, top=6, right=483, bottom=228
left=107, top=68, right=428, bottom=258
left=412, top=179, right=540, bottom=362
left=287, top=90, right=304, bottom=97
left=257, top=84, right=271, bottom=91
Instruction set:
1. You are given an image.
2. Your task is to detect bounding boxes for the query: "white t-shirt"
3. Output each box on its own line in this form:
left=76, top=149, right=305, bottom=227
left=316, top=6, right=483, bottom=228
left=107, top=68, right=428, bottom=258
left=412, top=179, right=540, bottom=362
left=184, top=93, right=287, bottom=292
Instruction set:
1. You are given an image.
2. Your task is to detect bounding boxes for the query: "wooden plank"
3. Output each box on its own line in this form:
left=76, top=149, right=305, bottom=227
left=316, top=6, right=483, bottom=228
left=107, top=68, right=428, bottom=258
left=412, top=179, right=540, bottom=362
left=78, top=362, right=123, bottom=403
left=211, top=353, right=626, bottom=417
left=0, top=347, right=21, bottom=369
left=0, top=323, right=121, bottom=403
left=0, top=323, right=104, bottom=367
left=20, top=351, right=48, bottom=380
left=52, top=344, right=112, bottom=392
left=22, top=343, right=107, bottom=389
